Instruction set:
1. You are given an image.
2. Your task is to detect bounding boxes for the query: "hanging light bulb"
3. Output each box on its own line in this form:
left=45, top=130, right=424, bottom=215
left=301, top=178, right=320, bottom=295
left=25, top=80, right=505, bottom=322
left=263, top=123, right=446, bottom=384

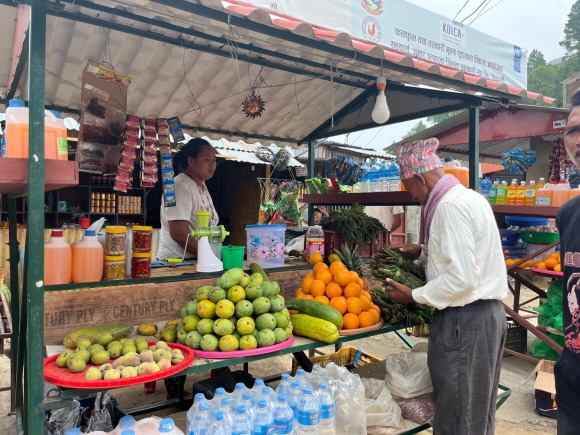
left=371, top=76, right=390, bottom=124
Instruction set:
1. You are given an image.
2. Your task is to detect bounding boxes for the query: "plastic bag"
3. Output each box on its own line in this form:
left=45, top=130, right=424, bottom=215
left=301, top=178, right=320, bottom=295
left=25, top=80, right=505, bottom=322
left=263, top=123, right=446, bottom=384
left=395, top=392, right=436, bottom=425
left=385, top=351, right=433, bottom=399
left=285, top=235, right=304, bottom=253
left=361, top=378, right=403, bottom=429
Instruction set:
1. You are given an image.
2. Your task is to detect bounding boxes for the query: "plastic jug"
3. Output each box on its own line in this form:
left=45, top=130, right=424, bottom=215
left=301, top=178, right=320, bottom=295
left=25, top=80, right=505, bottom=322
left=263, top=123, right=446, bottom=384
left=536, top=182, right=555, bottom=206
left=442, top=158, right=469, bottom=188
left=4, top=99, right=68, bottom=159
left=525, top=180, right=536, bottom=206
left=71, top=229, right=104, bottom=283
left=44, top=229, right=72, bottom=285
left=552, top=179, right=571, bottom=207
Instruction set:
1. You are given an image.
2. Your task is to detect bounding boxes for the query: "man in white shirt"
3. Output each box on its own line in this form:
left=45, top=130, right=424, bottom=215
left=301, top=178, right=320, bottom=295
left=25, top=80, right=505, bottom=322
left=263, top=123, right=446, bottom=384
left=387, top=138, right=508, bottom=435
left=364, top=205, right=403, bottom=233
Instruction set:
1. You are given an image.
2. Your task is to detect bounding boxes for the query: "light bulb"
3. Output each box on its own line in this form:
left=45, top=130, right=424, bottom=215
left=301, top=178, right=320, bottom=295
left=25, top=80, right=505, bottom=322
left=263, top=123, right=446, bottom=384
left=371, top=77, right=390, bottom=124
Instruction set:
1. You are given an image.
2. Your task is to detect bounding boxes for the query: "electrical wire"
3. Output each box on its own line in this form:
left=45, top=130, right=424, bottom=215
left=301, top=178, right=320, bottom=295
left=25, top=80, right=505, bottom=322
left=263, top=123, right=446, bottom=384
left=454, top=0, right=471, bottom=21
left=459, top=0, right=489, bottom=24
left=364, top=126, right=385, bottom=149
left=467, top=0, right=503, bottom=25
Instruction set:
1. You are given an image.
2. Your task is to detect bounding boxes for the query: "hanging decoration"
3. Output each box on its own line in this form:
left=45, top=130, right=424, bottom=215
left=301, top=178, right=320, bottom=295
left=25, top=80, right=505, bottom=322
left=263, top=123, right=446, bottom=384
left=548, top=138, right=572, bottom=182
left=500, top=148, right=537, bottom=175
left=242, top=92, right=266, bottom=119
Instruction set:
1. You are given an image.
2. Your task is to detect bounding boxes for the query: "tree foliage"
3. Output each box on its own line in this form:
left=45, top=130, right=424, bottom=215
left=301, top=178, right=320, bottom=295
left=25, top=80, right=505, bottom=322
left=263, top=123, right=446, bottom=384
left=528, top=49, right=546, bottom=72
left=561, top=0, right=580, bottom=55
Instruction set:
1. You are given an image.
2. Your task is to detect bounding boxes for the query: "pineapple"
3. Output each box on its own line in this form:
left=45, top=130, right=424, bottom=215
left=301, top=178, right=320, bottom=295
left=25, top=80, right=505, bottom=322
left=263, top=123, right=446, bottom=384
left=334, top=244, right=363, bottom=276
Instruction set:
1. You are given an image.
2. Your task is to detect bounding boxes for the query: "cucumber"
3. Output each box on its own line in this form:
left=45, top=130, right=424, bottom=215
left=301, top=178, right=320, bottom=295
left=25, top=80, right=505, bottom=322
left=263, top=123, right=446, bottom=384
left=63, top=322, right=134, bottom=349
left=290, top=314, right=339, bottom=343
left=285, top=298, right=344, bottom=329
left=249, top=263, right=269, bottom=282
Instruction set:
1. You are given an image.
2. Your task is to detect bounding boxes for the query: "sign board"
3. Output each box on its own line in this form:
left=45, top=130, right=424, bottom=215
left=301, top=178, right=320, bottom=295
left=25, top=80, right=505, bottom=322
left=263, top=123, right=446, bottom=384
left=240, top=0, right=527, bottom=88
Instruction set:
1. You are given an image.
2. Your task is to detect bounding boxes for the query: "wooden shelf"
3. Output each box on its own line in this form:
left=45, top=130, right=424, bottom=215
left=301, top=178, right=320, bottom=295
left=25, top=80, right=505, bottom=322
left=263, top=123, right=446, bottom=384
left=302, top=191, right=418, bottom=206
left=0, top=159, right=79, bottom=196
left=491, top=205, right=559, bottom=218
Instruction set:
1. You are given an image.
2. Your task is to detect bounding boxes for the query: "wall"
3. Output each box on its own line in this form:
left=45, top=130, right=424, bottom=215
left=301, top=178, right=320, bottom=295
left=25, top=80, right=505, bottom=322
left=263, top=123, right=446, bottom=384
left=528, top=136, right=553, bottom=183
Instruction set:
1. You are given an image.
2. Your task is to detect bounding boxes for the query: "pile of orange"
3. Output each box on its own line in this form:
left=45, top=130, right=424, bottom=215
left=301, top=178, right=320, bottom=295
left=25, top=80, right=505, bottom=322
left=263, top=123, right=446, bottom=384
left=533, top=251, right=561, bottom=272
left=505, top=258, right=533, bottom=269
left=295, top=258, right=382, bottom=330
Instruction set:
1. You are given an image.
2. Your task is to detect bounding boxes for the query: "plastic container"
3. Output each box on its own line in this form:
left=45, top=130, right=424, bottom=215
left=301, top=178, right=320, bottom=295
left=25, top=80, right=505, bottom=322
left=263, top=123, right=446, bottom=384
left=552, top=179, right=571, bottom=207
left=570, top=188, right=580, bottom=200
left=388, top=159, right=401, bottom=192
left=506, top=179, right=518, bottom=205
left=488, top=180, right=499, bottom=204
left=496, top=181, right=508, bottom=204
left=132, top=225, right=153, bottom=253
left=505, top=216, right=549, bottom=227
left=4, top=99, right=68, bottom=159
left=273, top=394, right=295, bottom=435
left=131, top=252, right=152, bottom=278
left=44, top=229, right=72, bottom=285
left=246, top=225, right=285, bottom=269
left=525, top=180, right=537, bottom=206
left=499, top=229, right=520, bottom=245
left=535, top=182, right=555, bottom=206
left=105, top=226, right=128, bottom=256
left=104, top=255, right=126, bottom=280
left=515, top=181, right=526, bottom=206
left=296, top=387, right=320, bottom=433
left=231, top=405, right=252, bottom=435
left=252, top=400, right=274, bottom=434
left=318, top=382, right=336, bottom=435
left=222, top=246, right=245, bottom=270
left=443, top=157, right=469, bottom=188
left=305, top=225, right=324, bottom=262
left=520, top=231, right=560, bottom=244
left=71, top=229, right=104, bottom=283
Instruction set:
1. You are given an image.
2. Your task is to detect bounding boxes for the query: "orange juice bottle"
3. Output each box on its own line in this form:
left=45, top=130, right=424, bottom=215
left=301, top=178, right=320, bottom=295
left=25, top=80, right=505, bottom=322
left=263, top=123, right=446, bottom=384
left=525, top=180, right=536, bottom=206
left=71, top=229, right=104, bottom=283
left=506, top=179, right=518, bottom=205
left=536, top=177, right=546, bottom=188
left=44, top=229, right=72, bottom=285
left=515, top=181, right=526, bottom=206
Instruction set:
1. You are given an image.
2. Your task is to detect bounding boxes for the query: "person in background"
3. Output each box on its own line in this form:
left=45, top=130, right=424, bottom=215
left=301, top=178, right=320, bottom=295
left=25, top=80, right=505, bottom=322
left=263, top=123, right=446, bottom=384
left=386, top=137, right=507, bottom=434
left=364, top=205, right=404, bottom=243
left=555, top=88, right=580, bottom=435
left=157, top=138, right=218, bottom=260
left=299, top=204, right=328, bottom=225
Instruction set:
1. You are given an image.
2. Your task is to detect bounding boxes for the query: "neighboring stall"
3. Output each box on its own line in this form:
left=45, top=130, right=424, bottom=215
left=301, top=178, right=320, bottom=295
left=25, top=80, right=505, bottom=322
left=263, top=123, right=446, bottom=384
left=0, top=0, right=557, bottom=432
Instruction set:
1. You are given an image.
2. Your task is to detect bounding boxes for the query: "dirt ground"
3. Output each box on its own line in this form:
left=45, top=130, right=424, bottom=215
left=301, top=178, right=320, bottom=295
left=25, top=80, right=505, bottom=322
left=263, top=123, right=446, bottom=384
left=0, top=283, right=558, bottom=434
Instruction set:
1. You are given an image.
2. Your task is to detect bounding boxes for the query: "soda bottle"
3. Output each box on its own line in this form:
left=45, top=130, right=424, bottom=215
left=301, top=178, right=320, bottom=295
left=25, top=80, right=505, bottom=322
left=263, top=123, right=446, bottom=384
left=273, top=394, right=295, bottom=435
left=275, top=373, right=291, bottom=398
left=318, top=382, right=336, bottom=435
left=296, top=387, right=320, bottom=434
left=231, top=405, right=253, bottom=435
left=207, top=412, right=229, bottom=435
left=260, top=386, right=276, bottom=412
left=294, top=369, right=313, bottom=391
left=210, top=387, right=227, bottom=414
left=252, top=400, right=274, bottom=434
left=189, top=401, right=213, bottom=435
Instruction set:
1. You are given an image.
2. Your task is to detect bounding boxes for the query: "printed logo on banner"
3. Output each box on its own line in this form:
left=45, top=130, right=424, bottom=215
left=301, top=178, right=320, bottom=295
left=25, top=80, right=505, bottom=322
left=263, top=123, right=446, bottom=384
left=361, top=0, right=383, bottom=15
left=441, top=21, right=466, bottom=47
left=362, top=16, right=381, bottom=43
left=513, top=46, right=522, bottom=73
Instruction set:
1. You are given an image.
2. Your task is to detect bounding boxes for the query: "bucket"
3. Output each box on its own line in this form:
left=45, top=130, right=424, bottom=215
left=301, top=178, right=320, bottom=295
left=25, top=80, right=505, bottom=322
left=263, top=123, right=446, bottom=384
left=246, top=224, right=286, bottom=269
left=222, top=245, right=245, bottom=270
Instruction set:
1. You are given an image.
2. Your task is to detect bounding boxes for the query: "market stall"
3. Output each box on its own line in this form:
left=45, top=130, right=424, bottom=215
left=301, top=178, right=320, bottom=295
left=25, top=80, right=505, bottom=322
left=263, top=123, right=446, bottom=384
left=0, top=0, right=557, bottom=433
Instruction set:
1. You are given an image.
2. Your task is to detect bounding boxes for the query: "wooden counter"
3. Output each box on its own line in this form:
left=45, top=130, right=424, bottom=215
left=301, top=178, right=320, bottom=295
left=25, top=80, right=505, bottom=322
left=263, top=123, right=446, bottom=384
left=43, top=261, right=311, bottom=345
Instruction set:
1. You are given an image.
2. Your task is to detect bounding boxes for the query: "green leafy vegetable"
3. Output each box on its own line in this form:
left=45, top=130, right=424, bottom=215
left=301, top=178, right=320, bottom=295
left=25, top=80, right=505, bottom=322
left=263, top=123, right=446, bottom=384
left=320, top=204, right=385, bottom=245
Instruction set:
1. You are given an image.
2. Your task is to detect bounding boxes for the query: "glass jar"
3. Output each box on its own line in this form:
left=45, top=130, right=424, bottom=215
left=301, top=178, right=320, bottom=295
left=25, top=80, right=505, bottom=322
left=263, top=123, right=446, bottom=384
left=104, top=255, right=126, bottom=280
left=105, top=225, right=127, bottom=256
left=131, top=252, right=152, bottom=278
left=132, top=225, right=153, bottom=253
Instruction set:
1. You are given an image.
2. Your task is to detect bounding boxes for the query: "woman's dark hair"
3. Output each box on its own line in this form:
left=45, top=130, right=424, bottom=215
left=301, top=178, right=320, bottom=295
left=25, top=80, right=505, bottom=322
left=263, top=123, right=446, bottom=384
left=174, top=138, right=212, bottom=174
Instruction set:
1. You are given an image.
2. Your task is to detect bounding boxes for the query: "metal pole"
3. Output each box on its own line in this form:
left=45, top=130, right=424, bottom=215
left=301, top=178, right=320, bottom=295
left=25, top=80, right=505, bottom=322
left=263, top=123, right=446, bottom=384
left=25, top=0, right=47, bottom=432
left=307, top=141, right=315, bottom=224
left=7, top=197, right=19, bottom=414
left=468, top=106, right=480, bottom=190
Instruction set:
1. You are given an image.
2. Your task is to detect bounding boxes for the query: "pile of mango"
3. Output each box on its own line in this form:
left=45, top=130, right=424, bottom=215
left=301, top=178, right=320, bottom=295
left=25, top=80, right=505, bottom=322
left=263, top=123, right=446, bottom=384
left=174, top=266, right=293, bottom=352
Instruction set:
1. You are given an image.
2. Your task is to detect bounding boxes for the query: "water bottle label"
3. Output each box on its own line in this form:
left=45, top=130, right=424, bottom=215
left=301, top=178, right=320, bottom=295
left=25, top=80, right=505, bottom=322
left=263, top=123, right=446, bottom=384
left=320, top=404, right=335, bottom=419
left=297, top=410, right=320, bottom=426
left=252, top=424, right=273, bottom=434
left=273, top=418, right=294, bottom=434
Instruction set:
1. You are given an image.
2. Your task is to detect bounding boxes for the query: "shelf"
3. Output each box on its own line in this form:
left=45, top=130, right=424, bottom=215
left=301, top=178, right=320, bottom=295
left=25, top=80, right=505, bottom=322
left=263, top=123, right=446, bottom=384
left=302, top=191, right=419, bottom=206
left=491, top=205, right=559, bottom=218
left=0, top=159, right=79, bottom=196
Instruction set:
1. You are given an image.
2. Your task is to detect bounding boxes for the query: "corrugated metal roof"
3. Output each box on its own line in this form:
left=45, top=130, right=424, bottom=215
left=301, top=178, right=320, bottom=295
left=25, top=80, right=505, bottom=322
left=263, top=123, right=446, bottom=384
left=0, top=0, right=556, bottom=149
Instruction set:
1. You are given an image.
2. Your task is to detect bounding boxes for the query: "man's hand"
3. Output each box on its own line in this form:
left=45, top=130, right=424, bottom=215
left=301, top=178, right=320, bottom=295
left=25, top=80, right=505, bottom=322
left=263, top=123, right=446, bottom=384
left=385, top=279, right=415, bottom=303
left=390, top=243, right=422, bottom=260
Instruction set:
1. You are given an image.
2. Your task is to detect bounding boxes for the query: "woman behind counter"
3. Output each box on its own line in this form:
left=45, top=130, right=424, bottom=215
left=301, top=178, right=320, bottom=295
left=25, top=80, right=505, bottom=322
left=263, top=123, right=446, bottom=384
left=157, top=138, right=218, bottom=260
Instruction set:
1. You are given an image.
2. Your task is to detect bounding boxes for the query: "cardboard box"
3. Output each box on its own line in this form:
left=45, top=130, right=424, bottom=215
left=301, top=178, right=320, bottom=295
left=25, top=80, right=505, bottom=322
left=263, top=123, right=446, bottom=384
left=533, top=359, right=558, bottom=418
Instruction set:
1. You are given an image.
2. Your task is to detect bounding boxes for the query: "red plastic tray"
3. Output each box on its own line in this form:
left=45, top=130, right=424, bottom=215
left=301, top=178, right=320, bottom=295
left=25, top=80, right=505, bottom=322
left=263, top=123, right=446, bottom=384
left=194, top=335, right=294, bottom=359
left=44, top=342, right=194, bottom=389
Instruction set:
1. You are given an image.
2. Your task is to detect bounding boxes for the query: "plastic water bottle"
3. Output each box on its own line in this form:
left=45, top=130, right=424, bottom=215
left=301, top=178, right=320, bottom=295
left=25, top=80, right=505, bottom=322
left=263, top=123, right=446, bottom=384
left=294, top=369, right=312, bottom=391
left=251, top=379, right=266, bottom=404
left=231, top=382, right=249, bottom=411
left=116, top=415, right=137, bottom=434
left=120, top=430, right=135, bottom=435
left=207, top=412, right=229, bottom=435
left=231, top=405, right=253, bottom=435
left=296, top=387, right=320, bottom=434
left=210, top=387, right=227, bottom=413
left=480, top=177, right=492, bottom=200
left=219, top=397, right=234, bottom=432
left=388, top=159, right=401, bottom=191
left=158, top=418, right=181, bottom=434
left=287, top=381, right=302, bottom=418
left=359, top=166, right=370, bottom=192
left=260, top=386, right=276, bottom=412
left=318, top=382, right=336, bottom=435
left=241, top=392, right=255, bottom=422
left=368, top=161, right=380, bottom=192
left=488, top=179, right=499, bottom=204
left=189, top=402, right=213, bottom=435
left=252, top=400, right=274, bottom=434
left=187, top=393, right=209, bottom=434
left=273, top=394, right=295, bottom=435
left=276, top=373, right=291, bottom=398
left=378, top=161, right=389, bottom=192
left=64, top=429, right=81, bottom=435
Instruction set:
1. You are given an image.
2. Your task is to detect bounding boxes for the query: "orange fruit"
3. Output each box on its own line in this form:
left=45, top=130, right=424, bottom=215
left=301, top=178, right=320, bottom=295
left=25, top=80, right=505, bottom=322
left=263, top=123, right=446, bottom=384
left=313, top=262, right=329, bottom=274
left=330, top=296, right=347, bottom=314
left=334, top=269, right=351, bottom=287
left=357, top=277, right=365, bottom=290
left=310, top=279, right=326, bottom=297
left=358, top=295, right=371, bottom=311
left=535, top=261, right=547, bottom=270
left=505, top=258, right=516, bottom=267
left=550, top=251, right=561, bottom=262
left=329, top=261, right=346, bottom=276
left=370, top=302, right=381, bottom=313
left=343, top=313, right=360, bottom=330
left=325, top=282, right=342, bottom=299
left=301, top=274, right=315, bottom=294
left=348, top=271, right=359, bottom=283
left=314, top=295, right=330, bottom=305
left=544, top=258, right=558, bottom=271
left=302, top=294, right=315, bottom=300
left=315, top=269, right=333, bottom=285
left=554, top=264, right=562, bottom=272
left=368, top=308, right=381, bottom=324
left=308, top=252, right=323, bottom=264
left=295, top=288, right=304, bottom=298
left=360, top=290, right=372, bottom=301
left=358, top=311, right=374, bottom=328
left=346, top=296, right=362, bottom=315
left=343, top=282, right=362, bottom=298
